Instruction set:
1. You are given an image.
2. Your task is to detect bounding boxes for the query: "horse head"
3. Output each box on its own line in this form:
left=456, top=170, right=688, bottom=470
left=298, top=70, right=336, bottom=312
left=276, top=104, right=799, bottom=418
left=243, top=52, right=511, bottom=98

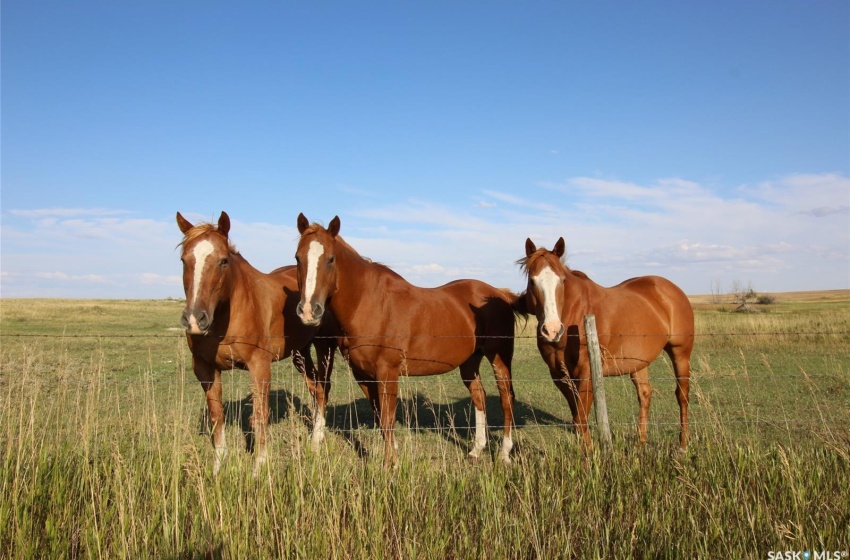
left=176, top=211, right=234, bottom=335
left=520, top=237, right=567, bottom=343
left=294, top=213, right=341, bottom=326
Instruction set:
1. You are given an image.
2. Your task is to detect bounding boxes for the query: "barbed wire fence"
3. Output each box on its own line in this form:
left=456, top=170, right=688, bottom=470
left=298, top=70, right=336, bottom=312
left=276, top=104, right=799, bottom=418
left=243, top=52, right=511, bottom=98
left=2, top=324, right=848, bottom=448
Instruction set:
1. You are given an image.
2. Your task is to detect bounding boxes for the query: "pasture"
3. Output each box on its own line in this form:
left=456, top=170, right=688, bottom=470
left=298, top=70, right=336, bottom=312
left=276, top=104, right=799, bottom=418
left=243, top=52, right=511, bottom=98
left=1, top=295, right=849, bottom=558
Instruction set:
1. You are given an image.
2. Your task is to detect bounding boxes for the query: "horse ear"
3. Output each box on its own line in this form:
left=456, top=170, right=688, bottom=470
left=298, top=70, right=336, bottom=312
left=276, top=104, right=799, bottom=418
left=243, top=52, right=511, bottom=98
left=553, top=237, right=566, bottom=258
left=217, top=211, right=231, bottom=237
left=328, top=216, right=341, bottom=237
left=297, top=213, right=310, bottom=234
left=525, top=238, right=537, bottom=257
left=176, top=212, right=194, bottom=234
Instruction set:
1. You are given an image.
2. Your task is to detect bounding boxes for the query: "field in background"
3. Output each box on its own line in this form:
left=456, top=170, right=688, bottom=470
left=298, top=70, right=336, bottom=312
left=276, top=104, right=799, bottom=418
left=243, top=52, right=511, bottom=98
left=1, top=294, right=848, bottom=558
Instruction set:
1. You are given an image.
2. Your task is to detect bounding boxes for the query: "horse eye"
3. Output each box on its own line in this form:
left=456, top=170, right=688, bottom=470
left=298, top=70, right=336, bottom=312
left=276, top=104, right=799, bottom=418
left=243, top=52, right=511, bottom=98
left=327, top=256, right=335, bottom=265
left=220, top=258, right=229, bottom=267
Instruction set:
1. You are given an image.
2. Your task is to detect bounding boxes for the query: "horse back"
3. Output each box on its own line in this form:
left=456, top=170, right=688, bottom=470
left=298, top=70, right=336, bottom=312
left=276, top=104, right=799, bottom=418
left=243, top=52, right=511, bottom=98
left=590, top=275, right=693, bottom=363
left=616, top=275, right=693, bottom=333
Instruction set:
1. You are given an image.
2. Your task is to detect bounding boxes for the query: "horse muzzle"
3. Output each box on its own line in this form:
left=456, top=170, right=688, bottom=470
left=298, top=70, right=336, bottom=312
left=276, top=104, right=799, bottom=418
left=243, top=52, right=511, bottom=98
left=539, top=321, right=565, bottom=343
left=181, top=308, right=212, bottom=335
left=296, top=301, right=325, bottom=326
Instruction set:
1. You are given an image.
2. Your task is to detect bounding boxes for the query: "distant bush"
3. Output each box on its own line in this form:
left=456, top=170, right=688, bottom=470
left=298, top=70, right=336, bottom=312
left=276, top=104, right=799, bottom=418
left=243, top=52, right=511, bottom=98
left=756, top=295, right=777, bottom=305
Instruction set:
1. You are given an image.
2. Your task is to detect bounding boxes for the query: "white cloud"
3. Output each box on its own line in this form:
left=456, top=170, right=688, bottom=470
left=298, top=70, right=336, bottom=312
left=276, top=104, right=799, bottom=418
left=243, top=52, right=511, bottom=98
left=2, top=174, right=848, bottom=298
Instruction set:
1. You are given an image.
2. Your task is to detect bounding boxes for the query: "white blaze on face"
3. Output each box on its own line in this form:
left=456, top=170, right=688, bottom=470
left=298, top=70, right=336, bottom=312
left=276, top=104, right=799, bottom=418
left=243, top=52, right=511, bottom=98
left=532, top=265, right=563, bottom=340
left=190, top=240, right=215, bottom=307
left=302, top=240, right=325, bottom=319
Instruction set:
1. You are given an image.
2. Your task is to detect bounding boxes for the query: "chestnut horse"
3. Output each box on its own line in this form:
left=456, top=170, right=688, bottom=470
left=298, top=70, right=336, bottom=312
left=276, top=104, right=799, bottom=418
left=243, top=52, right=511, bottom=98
left=518, top=237, right=694, bottom=451
left=293, top=213, right=520, bottom=466
left=177, top=211, right=336, bottom=474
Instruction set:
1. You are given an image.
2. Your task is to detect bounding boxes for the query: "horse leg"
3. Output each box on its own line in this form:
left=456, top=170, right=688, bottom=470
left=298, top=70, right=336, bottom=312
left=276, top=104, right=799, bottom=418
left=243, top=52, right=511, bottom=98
left=376, top=371, right=400, bottom=468
left=487, top=351, right=515, bottom=465
left=296, top=349, right=322, bottom=447
left=574, top=370, right=595, bottom=451
left=309, top=339, right=335, bottom=450
left=351, top=366, right=379, bottom=424
left=459, top=356, right=488, bottom=462
left=298, top=343, right=334, bottom=450
left=548, top=361, right=579, bottom=431
left=630, top=367, right=652, bottom=446
left=194, top=359, right=227, bottom=475
left=248, top=360, right=272, bottom=476
left=667, top=343, right=692, bottom=451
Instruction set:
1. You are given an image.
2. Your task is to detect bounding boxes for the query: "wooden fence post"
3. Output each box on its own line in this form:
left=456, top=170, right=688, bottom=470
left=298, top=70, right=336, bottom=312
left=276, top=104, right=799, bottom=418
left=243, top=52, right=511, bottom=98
left=584, top=314, right=612, bottom=451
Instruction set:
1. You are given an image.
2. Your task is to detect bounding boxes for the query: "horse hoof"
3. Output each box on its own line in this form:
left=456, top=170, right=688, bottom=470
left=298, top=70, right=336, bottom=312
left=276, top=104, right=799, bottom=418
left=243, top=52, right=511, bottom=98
left=467, top=454, right=480, bottom=465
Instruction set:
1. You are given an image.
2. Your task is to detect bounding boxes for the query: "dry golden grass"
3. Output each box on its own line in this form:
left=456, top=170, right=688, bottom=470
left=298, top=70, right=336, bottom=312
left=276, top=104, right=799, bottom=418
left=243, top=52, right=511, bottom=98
left=1, top=294, right=848, bottom=558
left=689, top=288, right=850, bottom=310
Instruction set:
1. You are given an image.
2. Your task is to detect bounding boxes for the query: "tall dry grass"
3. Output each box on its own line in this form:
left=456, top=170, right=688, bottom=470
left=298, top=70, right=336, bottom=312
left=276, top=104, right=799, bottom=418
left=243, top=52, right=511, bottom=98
left=1, top=299, right=848, bottom=558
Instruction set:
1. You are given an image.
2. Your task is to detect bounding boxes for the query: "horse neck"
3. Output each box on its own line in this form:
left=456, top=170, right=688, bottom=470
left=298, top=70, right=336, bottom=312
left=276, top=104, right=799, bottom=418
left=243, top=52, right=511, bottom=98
left=221, top=252, right=264, bottom=308
left=330, top=239, right=389, bottom=326
left=560, top=265, right=599, bottom=320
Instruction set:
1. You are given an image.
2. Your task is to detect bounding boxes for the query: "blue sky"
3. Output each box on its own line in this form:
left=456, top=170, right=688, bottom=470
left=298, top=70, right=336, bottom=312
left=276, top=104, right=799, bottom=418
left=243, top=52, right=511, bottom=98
left=2, top=1, right=848, bottom=298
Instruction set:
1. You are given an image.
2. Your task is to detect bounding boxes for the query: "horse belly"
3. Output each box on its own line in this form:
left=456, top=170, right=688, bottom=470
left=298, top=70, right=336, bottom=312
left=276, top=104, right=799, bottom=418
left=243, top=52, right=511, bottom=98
left=599, top=334, right=667, bottom=377
left=343, top=332, right=475, bottom=377
left=404, top=339, right=476, bottom=376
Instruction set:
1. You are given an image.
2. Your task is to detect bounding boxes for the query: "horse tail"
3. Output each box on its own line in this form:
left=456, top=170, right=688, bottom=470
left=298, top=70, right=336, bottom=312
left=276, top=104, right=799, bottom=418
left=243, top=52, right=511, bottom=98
left=498, top=288, right=529, bottom=320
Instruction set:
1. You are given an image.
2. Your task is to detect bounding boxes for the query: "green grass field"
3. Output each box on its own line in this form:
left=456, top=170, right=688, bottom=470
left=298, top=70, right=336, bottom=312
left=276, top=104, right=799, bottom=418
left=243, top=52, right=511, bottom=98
left=1, top=297, right=848, bottom=558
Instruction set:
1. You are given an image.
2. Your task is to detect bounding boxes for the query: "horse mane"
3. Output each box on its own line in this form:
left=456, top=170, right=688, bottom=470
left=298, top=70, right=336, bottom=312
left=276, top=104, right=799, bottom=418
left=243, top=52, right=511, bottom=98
left=336, top=235, right=404, bottom=279
left=301, top=222, right=404, bottom=279
left=178, top=222, right=238, bottom=254
left=516, top=250, right=564, bottom=276
left=516, top=249, right=587, bottom=280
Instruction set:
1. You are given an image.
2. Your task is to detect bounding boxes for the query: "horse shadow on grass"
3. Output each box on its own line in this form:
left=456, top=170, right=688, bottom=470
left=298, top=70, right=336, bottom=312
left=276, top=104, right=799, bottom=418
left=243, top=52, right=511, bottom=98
left=198, top=388, right=571, bottom=459
left=196, top=388, right=313, bottom=453
left=324, top=391, right=570, bottom=460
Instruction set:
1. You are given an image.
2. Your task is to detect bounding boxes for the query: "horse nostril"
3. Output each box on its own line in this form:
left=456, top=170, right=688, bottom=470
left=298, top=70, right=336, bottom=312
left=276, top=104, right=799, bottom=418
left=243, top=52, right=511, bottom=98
left=197, top=310, right=210, bottom=330
left=296, top=302, right=305, bottom=316
left=313, top=303, right=324, bottom=320
left=180, top=311, right=190, bottom=329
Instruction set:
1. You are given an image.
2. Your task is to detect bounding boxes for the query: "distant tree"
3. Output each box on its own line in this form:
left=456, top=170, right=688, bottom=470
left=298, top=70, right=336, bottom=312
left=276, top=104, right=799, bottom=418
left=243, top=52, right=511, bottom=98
left=731, top=280, right=757, bottom=305
left=709, top=279, right=724, bottom=304
left=730, top=280, right=761, bottom=312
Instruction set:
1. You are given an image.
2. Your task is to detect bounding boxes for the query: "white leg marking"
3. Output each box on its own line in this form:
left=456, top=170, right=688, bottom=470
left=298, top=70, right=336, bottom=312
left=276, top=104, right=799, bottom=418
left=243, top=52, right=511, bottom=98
left=469, top=408, right=488, bottom=459
left=302, top=240, right=325, bottom=322
left=499, top=435, right=514, bottom=465
left=213, top=442, right=228, bottom=475
left=253, top=448, right=268, bottom=478
left=532, top=266, right=562, bottom=340
left=311, top=412, right=326, bottom=449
